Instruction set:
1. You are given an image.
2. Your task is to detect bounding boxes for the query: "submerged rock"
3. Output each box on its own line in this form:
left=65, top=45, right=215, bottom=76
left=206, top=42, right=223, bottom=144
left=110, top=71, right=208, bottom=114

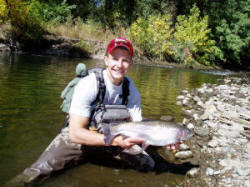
left=174, top=150, right=193, bottom=159
left=187, top=168, right=200, bottom=178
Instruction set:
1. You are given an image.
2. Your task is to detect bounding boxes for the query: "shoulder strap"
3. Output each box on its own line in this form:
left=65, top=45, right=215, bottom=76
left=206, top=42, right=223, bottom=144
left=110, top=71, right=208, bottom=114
left=122, top=77, right=130, bottom=105
left=89, top=68, right=129, bottom=106
left=89, top=68, right=106, bottom=106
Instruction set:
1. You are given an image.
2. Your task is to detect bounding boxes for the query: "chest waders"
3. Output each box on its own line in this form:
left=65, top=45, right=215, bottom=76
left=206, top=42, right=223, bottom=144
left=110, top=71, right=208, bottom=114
left=13, top=66, right=154, bottom=185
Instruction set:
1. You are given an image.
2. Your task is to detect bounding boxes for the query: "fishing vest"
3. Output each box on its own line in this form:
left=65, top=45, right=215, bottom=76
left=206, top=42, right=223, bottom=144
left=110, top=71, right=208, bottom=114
left=88, top=68, right=131, bottom=133
left=61, top=64, right=131, bottom=131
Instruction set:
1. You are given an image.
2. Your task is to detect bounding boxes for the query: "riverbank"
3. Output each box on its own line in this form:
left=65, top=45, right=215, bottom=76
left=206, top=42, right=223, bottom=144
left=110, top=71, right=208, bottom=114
left=0, top=30, right=233, bottom=71
left=175, top=77, right=250, bottom=187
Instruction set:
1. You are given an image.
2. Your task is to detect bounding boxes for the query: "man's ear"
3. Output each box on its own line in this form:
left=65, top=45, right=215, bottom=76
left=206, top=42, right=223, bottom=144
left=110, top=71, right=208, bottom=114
left=104, top=55, right=109, bottom=66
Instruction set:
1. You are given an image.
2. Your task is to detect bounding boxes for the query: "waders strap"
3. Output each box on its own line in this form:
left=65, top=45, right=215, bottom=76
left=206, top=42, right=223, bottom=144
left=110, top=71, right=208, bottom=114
left=122, top=77, right=129, bottom=105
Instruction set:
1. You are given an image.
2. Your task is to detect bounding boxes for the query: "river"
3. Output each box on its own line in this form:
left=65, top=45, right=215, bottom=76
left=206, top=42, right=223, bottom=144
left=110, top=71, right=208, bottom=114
left=0, top=53, right=225, bottom=186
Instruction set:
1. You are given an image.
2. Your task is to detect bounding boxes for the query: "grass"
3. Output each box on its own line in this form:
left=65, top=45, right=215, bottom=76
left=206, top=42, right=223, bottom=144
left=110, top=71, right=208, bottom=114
left=46, top=16, right=129, bottom=43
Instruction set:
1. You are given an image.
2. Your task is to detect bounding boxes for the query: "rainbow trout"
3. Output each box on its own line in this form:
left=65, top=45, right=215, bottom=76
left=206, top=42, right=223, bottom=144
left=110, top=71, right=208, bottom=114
left=103, top=120, right=193, bottom=150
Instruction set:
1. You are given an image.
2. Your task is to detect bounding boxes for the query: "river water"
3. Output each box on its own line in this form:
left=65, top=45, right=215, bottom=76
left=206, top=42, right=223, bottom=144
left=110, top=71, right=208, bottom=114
left=0, top=53, right=224, bottom=186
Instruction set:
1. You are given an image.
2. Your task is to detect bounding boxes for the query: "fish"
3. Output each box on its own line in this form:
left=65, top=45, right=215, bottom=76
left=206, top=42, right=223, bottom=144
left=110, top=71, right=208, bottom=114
left=103, top=120, right=193, bottom=150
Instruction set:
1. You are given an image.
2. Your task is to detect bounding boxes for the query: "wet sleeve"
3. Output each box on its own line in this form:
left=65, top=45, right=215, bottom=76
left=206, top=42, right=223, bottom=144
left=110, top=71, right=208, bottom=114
left=69, top=73, right=98, bottom=117
left=126, top=78, right=142, bottom=122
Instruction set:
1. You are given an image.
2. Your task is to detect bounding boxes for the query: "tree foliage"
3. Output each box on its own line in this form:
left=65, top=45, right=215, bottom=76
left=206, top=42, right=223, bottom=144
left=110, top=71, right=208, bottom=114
left=130, top=14, right=173, bottom=60
left=175, top=0, right=249, bottom=66
left=0, top=0, right=8, bottom=23
left=1, top=0, right=249, bottom=68
left=174, top=5, right=223, bottom=65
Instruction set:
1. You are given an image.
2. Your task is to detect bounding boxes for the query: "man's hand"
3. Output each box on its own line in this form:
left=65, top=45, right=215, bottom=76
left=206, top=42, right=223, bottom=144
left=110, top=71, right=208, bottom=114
left=111, top=136, right=145, bottom=149
left=164, top=141, right=184, bottom=150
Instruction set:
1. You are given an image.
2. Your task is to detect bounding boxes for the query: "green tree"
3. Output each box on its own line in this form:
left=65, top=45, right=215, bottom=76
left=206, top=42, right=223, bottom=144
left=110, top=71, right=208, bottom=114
left=174, top=5, right=223, bottom=65
left=175, top=0, right=250, bottom=67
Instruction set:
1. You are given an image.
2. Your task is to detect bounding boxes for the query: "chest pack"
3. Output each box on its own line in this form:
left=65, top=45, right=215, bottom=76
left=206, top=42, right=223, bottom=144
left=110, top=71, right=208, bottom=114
left=60, top=63, right=131, bottom=129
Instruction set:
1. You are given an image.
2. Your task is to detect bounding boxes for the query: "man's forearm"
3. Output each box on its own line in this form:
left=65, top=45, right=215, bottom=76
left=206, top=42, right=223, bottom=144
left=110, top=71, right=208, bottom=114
left=69, top=125, right=106, bottom=146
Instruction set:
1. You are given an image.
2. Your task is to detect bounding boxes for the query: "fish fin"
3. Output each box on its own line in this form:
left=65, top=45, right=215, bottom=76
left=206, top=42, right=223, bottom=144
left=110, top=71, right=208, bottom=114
left=102, top=123, right=114, bottom=146
left=141, top=142, right=149, bottom=151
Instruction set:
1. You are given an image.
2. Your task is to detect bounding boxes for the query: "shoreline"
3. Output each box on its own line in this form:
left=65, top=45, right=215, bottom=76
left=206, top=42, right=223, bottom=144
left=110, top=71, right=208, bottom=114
left=175, top=77, right=250, bottom=187
left=1, top=34, right=249, bottom=72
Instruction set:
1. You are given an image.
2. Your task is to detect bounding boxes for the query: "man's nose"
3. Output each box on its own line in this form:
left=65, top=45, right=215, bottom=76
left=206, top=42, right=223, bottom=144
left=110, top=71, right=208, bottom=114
left=116, top=59, right=123, bottom=67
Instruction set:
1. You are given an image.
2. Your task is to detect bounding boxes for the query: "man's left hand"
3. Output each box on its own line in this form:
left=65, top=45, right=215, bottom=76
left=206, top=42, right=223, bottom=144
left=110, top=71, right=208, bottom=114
left=164, top=141, right=184, bottom=150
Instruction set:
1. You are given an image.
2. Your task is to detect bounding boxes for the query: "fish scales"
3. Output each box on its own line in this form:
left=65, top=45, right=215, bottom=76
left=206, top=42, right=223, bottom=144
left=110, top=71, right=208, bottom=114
left=103, top=121, right=193, bottom=148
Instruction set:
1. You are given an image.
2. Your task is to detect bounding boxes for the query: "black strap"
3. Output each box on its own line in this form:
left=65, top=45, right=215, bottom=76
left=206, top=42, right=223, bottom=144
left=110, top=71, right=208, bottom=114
left=122, top=77, right=129, bottom=105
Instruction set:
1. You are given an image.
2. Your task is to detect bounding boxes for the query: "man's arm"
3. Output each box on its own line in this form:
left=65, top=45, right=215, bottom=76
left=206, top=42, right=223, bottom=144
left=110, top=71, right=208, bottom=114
left=69, top=114, right=145, bottom=149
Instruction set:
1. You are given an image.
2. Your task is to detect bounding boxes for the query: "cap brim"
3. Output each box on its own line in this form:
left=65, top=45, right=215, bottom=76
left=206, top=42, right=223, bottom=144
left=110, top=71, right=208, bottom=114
left=108, top=44, right=132, bottom=56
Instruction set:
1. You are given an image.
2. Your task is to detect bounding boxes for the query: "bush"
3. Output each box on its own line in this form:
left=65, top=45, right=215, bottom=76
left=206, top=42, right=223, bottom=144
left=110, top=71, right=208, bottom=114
left=130, top=14, right=173, bottom=60
left=174, top=5, right=223, bottom=65
left=2, top=0, right=76, bottom=39
left=29, top=0, right=76, bottom=24
left=0, top=0, right=8, bottom=23
left=211, top=0, right=250, bottom=65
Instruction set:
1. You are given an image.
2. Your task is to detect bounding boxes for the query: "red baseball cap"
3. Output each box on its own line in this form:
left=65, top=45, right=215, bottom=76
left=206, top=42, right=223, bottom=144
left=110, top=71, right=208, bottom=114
left=107, top=37, right=133, bottom=56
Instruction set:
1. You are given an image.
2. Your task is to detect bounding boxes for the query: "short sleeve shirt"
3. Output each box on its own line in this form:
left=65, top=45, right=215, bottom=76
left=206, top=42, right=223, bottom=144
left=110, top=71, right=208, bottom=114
left=69, top=69, right=142, bottom=122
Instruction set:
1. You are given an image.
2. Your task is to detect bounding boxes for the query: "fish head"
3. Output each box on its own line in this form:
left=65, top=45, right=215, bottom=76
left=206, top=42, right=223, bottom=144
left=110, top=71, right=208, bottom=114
left=177, top=128, right=193, bottom=141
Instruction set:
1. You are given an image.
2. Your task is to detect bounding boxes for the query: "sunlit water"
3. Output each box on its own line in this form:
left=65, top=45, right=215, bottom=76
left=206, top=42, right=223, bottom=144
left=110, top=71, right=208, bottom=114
left=0, top=53, right=224, bottom=186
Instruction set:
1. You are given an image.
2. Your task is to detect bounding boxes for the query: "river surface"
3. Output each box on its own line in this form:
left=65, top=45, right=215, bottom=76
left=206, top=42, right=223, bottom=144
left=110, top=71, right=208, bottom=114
left=0, top=53, right=225, bottom=186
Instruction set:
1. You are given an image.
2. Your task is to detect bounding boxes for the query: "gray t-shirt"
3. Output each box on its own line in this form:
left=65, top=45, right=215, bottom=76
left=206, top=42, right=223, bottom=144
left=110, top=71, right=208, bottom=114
left=69, top=69, right=142, bottom=122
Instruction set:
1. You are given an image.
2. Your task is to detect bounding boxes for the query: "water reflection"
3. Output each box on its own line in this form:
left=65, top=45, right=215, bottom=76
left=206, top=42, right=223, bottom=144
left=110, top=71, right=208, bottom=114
left=0, top=53, right=223, bottom=186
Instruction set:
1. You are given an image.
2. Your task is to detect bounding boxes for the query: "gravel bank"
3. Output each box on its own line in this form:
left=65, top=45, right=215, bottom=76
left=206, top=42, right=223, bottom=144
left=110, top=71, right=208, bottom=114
left=175, top=77, right=250, bottom=187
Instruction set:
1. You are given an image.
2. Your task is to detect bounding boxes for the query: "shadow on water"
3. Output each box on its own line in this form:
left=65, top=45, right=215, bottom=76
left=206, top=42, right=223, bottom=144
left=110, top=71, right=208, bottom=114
left=29, top=147, right=198, bottom=187
left=86, top=148, right=198, bottom=175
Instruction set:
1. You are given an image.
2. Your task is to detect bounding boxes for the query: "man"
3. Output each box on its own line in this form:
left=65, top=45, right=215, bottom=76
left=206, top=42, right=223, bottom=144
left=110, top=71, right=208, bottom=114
left=12, top=37, right=180, bottom=185
left=68, top=37, right=145, bottom=149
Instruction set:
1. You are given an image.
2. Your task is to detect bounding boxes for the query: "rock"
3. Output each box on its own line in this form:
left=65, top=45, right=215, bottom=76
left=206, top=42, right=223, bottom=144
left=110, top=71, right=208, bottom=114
left=187, top=123, right=194, bottom=129
left=206, top=167, right=214, bottom=176
left=181, top=90, right=188, bottom=94
left=182, top=98, right=190, bottom=106
left=176, top=101, right=182, bottom=105
left=179, top=143, right=190, bottom=151
left=200, top=112, right=209, bottom=120
left=175, top=150, right=193, bottom=159
left=219, top=159, right=228, bottom=167
left=206, top=121, right=217, bottom=129
left=187, top=168, right=200, bottom=178
left=224, top=79, right=231, bottom=84
left=182, top=109, right=193, bottom=117
left=182, top=118, right=189, bottom=125
left=177, top=95, right=185, bottom=100
left=206, top=88, right=214, bottom=95
left=213, top=170, right=221, bottom=175
left=194, top=127, right=210, bottom=137
left=0, top=43, right=10, bottom=52
left=244, top=180, right=250, bottom=187
left=193, top=113, right=199, bottom=121
left=193, top=96, right=201, bottom=102
left=208, top=140, right=218, bottom=148
left=160, top=115, right=174, bottom=122
left=113, top=169, right=120, bottom=175
left=197, top=101, right=204, bottom=108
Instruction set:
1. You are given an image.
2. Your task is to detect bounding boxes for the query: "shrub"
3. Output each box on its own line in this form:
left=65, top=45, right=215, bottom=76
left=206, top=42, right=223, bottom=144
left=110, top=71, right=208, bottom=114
left=174, top=5, right=223, bottom=65
left=0, top=0, right=8, bottom=23
left=29, top=0, right=76, bottom=23
left=130, top=14, right=173, bottom=60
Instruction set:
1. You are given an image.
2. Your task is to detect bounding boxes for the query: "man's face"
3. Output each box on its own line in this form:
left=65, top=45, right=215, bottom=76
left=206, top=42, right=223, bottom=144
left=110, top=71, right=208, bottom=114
left=104, top=47, right=133, bottom=85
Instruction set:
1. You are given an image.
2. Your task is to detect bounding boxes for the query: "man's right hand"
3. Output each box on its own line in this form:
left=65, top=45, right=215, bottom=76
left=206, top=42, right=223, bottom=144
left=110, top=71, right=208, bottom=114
left=111, top=136, right=145, bottom=149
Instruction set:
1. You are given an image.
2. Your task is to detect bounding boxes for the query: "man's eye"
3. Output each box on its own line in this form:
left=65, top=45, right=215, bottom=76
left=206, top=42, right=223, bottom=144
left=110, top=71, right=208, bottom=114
left=123, top=59, right=130, bottom=63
